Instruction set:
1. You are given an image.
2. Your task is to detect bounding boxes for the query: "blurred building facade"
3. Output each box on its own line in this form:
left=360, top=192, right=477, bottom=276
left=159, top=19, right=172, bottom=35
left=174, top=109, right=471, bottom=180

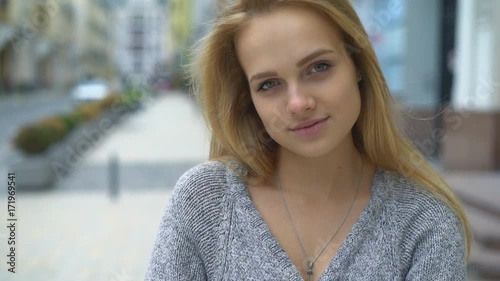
left=0, top=0, right=40, bottom=91
left=114, top=0, right=170, bottom=88
left=38, top=0, right=78, bottom=89
left=73, top=0, right=114, bottom=82
left=167, top=0, right=216, bottom=88
left=169, top=0, right=192, bottom=52
left=0, top=0, right=116, bottom=95
left=167, top=0, right=193, bottom=87
left=443, top=0, right=500, bottom=171
left=352, top=0, right=500, bottom=171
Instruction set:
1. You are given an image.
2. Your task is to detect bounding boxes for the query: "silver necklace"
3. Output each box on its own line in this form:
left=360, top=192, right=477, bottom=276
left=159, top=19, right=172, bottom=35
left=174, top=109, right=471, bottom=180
left=277, top=160, right=364, bottom=281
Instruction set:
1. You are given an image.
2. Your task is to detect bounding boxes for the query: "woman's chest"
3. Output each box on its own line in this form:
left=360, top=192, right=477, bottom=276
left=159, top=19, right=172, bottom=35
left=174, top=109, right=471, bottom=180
left=214, top=193, right=407, bottom=281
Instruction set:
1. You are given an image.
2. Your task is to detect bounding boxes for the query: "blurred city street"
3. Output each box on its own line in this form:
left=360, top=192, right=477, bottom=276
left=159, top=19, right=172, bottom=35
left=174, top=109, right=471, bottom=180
left=0, top=0, right=499, bottom=280
left=56, top=91, right=208, bottom=192
left=0, top=91, right=210, bottom=281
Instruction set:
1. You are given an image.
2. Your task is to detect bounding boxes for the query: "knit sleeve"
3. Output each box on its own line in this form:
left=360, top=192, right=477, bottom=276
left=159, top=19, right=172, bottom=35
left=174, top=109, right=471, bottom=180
left=404, top=204, right=467, bottom=281
left=144, top=170, right=208, bottom=281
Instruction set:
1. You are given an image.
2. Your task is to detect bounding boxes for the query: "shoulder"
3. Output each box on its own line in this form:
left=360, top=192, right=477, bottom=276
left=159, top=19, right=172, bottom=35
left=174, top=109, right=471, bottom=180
left=171, top=160, right=233, bottom=206
left=378, top=168, right=464, bottom=242
left=169, top=160, right=242, bottom=227
left=381, top=169, right=458, bottom=220
left=377, top=168, right=466, bottom=265
left=173, top=160, right=230, bottom=195
left=378, top=169, right=467, bottom=278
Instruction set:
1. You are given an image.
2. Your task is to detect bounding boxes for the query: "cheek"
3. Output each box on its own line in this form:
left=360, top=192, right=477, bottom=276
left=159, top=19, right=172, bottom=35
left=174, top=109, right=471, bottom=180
left=250, top=96, right=266, bottom=122
left=338, top=85, right=362, bottom=122
left=327, top=78, right=361, bottom=112
left=252, top=99, right=288, bottom=135
left=251, top=98, right=272, bottom=129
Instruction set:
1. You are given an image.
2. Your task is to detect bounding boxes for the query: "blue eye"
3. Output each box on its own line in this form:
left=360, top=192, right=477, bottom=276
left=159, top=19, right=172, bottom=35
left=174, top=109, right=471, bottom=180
left=311, top=63, right=331, bottom=73
left=258, top=80, right=279, bottom=91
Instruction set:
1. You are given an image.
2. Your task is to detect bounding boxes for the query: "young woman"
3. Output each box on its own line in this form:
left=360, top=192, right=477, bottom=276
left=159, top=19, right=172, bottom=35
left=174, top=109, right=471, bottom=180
left=145, top=1, right=471, bottom=280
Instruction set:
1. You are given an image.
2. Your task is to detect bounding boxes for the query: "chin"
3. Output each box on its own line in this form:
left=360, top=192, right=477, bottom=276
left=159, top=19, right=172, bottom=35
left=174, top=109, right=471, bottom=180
left=276, top=133, right=352, bottom=159
left=279, top=141, right=338, bottom=159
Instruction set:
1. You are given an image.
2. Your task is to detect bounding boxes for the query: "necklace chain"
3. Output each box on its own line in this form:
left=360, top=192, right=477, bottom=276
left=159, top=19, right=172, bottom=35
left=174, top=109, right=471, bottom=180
left=277, top=159, right=364, bottom=281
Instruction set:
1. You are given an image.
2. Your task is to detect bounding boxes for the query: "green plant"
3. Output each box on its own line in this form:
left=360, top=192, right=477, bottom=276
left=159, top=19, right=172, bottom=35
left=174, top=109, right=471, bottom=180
left=13, top=117, right=67, bottom=155
left=76, top=102, right=102, bottom=121
left=38, top=117, right=68, bottom=139
left=120, top=88, right=144, bottom=107
left=12, top=90, right=125, bottom=155
left=57, top=112, right=83, bottom=132
left=100, top=93, right=121, bottom=110
left=13, top=126, right=53, bottom=154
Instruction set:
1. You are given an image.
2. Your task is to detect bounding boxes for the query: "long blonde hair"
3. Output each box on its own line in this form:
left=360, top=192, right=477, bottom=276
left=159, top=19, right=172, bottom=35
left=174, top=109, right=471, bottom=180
left=190, top=0, right=471, bottom=257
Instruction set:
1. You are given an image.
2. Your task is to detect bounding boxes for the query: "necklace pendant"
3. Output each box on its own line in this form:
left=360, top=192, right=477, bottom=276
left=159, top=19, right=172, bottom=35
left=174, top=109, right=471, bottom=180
left=307, top=261, right=313, bottom=276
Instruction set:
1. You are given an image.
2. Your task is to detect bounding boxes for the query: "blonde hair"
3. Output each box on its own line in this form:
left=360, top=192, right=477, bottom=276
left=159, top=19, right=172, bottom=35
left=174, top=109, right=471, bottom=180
left=190, top=0, right=471, bottom=257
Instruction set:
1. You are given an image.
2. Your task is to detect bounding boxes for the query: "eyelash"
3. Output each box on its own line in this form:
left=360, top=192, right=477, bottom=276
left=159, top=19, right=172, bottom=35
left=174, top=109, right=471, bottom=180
left=256, top=62, right=333, bottom=92
left=310, top=62, right=332, bottom=73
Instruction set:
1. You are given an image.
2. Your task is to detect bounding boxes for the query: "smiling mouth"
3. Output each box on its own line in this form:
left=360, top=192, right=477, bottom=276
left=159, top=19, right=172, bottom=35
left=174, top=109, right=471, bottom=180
left=288, top=117, right=330, bottom=137
left=303, top=121, right=321, bottom=129
left=290, top=117, right=330, bottom=131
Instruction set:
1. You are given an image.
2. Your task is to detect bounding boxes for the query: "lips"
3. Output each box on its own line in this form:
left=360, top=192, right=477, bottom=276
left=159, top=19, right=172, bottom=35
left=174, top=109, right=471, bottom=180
left=289, top=117, right=330, bottom=131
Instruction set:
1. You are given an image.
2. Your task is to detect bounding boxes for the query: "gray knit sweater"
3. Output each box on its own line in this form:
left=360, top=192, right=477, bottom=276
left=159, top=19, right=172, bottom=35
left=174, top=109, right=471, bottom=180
left=145, top=161, right=466, bottom=280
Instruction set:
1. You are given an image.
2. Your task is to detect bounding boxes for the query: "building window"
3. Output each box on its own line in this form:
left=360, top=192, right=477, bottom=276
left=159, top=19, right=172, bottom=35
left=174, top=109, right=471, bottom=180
left=0, top=0, right=8, bottom=21
left=131, top=15, right=144, bottom=33
left=0, top=0, right=7, bottom=10
left=134, top=61, right=142, bottom=73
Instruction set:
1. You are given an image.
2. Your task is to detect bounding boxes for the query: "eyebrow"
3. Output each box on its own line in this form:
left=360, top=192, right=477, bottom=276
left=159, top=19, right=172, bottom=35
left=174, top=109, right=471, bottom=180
left=248, top=49, right=336, bottom=84
left=296, top=49, right=335, bottom=68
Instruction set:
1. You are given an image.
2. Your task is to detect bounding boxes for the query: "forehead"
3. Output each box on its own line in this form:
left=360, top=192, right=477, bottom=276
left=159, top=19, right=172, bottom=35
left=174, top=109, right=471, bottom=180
left=235, top=6, right=345, bottom=70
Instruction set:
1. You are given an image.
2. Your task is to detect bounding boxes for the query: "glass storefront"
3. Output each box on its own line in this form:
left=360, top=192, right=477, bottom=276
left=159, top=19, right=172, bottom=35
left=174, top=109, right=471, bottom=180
left=352, top=0, right=407, bottom=97
left=352, top=0, right=443, bottom=108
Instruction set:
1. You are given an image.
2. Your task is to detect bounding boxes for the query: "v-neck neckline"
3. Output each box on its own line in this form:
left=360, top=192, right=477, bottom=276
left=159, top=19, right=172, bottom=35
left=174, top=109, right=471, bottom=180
left=231, top=166, right=388, bottom=280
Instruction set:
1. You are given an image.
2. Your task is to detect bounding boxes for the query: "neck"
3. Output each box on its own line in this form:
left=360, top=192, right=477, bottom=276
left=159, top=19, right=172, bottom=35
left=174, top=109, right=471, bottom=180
left=275, top=136, right=364, bottom=203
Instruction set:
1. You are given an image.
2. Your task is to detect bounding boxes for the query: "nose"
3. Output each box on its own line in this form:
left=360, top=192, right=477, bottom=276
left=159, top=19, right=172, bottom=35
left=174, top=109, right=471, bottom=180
left=286, top=84, right=315, bottom=115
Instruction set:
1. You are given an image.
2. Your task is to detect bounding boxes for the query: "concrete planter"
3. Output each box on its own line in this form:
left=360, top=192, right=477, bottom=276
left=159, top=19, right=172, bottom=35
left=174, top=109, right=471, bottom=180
left=9, top=108, right=128, bottom=190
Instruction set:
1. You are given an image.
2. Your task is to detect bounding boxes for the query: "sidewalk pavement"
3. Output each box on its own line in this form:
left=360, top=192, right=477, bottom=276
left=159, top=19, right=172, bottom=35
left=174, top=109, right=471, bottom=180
left=82, top=91, right=209, bottom=165
left=0, top=190, right=171, bottom=281
left=56, top=91, right=210, bottom=192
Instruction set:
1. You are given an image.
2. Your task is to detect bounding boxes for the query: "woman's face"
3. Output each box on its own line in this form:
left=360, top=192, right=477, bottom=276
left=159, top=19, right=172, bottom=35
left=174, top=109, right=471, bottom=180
left=235, top=5, right=361, bottom=158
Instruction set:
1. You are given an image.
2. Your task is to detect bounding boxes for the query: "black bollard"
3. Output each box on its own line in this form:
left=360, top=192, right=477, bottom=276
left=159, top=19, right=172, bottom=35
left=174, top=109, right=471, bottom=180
left=109, top=153, right=120, bottom=201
